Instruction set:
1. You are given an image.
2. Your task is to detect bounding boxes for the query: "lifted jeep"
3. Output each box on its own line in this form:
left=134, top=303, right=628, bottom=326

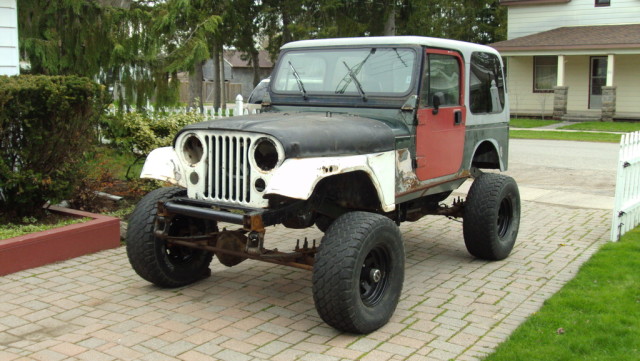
left=126, top=36, right=520, bottom=334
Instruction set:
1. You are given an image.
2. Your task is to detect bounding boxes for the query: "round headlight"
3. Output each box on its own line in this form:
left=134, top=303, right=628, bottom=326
left=182, top=134, right=204, bottom=166
left=254, top=138, right=279, bottom=171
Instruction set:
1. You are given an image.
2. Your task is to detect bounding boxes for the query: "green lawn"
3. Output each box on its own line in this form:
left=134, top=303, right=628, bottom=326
left=484, top=227, right=640, bottom=361
left=510, top=130, right=622, bottom=143
left=558, top=121, right=640, bottom=133
left=510, top=118, right=560, bottom=128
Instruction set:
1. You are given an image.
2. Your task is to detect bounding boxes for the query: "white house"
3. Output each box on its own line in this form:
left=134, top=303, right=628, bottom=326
left=0, top=0, right=19, bottom=76
left=491, top=0, right=640, bottom=121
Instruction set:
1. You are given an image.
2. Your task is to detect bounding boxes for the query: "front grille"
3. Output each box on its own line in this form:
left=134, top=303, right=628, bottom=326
left=203, top=134, right=252, bottom=204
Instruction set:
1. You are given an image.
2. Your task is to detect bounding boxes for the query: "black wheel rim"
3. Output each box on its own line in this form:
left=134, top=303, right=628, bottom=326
left=359, top=245, right=391, bottom=307
left=165, top=244, right=196, bottom=265
left=497, top=197, right=513, bottom=238
left=164, top=216, right=197, bottom=265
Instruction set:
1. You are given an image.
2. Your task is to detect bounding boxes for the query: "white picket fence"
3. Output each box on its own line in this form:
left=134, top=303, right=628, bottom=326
left=611, top=131, right=640, bottom=241
left=109, top=94, right=260, bottom=120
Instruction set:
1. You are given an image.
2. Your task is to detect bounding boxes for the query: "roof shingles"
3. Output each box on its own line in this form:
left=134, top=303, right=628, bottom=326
left=491, top=24, right=640, bottom=51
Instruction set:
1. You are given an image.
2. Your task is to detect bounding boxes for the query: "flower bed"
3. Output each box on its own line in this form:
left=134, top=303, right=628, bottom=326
left=0, top=206, right=120, bottom=276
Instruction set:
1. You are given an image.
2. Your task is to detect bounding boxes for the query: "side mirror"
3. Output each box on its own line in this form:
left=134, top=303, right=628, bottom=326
left=432, top=92, right=444, bottom=115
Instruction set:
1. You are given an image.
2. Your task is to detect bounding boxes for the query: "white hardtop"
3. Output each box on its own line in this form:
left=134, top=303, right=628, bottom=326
left=281, top=36, right=500, bottom=57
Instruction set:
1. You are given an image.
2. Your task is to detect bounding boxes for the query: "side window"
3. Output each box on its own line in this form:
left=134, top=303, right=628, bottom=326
left=595, top=0, right=610, bottom=6
left=470, top=52, right=505, bottom=114
left=419, top=53, right=460, bottom=108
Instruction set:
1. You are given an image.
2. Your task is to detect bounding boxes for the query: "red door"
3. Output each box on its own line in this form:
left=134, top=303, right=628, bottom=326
left=415, top=49, right=466, bottom=181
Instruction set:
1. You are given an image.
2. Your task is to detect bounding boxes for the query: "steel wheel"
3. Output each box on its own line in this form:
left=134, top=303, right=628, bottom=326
left=360, top=246, right=391, bottom=307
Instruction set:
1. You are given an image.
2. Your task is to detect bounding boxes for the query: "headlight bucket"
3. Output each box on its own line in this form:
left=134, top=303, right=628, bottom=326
left=181, top=133, right=205, bottom=166
left=252, top=137, right=281, bottom=172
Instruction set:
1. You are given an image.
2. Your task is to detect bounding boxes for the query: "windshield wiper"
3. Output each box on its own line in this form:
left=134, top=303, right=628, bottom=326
left=335, top=49, right=374, bottom=94
left=342, top=61, right=367, bottom=101
left=288, top=61, right=307, bottom=99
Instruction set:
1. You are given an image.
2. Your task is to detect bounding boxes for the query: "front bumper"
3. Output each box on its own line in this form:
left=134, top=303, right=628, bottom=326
left=160, top=197, right=304, bottom=232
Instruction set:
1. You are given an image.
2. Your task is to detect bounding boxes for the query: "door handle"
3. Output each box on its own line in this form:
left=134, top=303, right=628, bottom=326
left=454, top=110, right=462, bottom=125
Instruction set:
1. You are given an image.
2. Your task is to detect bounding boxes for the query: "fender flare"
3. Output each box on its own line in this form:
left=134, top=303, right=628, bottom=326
left=469, top=139, right=505, bottom=171
left=140, top=147, right=187, bottom=187
left=265, top=151, right=396, bottom=212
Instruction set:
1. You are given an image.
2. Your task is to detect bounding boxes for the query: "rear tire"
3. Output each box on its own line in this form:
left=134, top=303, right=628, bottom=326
left=463, top=173, right=520, bottom=260
left=312, top=212, right=404, bottom=334
left=126, top=187, right=214, bottom=288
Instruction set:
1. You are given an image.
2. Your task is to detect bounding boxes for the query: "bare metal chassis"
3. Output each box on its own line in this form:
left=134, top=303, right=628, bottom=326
left=155, top=197, right=464, bottom=272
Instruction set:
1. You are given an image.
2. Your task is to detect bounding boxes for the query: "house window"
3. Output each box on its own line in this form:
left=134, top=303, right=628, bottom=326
left=595, top=0, right=610, bottom=6
left=533, top=56, right=557, bottom=92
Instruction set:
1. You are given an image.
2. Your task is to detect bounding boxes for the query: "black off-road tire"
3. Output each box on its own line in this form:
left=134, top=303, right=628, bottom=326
left=314, top=215, right=333, bottom=233
left=126, top=187, right=214, bottom=288
left=463, top=173, right=520, bottom=260
left=312, top=212, right=405, bottom=334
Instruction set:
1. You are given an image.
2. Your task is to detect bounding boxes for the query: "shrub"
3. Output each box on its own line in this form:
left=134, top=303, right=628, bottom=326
left=102, top=111, right=204, bottom=164
left=0, top=75, right=107, bottom=219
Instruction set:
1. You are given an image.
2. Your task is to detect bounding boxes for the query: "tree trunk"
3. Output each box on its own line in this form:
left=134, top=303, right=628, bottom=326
left=219, top=46, right=227, bottom=109
left=383, top=3, right=396, bottom=36
left=251, top=49, right=261, bottom=87
left=188, top=61, right=204, bottom=112
left=282, top=6, right=292, bottom=44
left=212, top=42, right=221, bottom=109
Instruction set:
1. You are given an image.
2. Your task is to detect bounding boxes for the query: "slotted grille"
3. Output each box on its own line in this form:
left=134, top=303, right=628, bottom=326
left=203, top=134, right=252, bottom=204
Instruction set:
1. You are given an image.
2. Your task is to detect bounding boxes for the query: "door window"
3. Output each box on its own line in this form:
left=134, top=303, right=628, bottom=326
left=419, top=54, right=461, bottom=108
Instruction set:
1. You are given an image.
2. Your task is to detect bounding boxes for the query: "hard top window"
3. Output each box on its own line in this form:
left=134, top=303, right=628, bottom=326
left=470, top=52, right=505, bottom=114
left=272, top=47, right=416, bottom=96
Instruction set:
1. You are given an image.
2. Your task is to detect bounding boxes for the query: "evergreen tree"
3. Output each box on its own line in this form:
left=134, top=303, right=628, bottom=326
left=153, top=0, right=222, bottom=110
left=226, top=0, right=263, bottom=88
left=18, top=0, right=167, bottom=108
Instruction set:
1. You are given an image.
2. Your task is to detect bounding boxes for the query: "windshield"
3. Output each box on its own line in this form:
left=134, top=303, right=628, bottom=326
left=272, top=47, right=417, bottom=97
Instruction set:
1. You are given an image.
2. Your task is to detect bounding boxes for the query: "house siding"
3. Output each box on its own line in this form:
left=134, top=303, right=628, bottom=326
left=0, top=0, right=19, bottom=76
left=508, top=0, right=640, bottom=39
left=615, top=55, right=640, bottom=113
left=507, top=57, right=554, bottom=116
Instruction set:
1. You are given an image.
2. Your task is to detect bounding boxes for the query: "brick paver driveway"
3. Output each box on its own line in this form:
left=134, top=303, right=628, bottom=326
left=0, top=198, right=609, bottom=361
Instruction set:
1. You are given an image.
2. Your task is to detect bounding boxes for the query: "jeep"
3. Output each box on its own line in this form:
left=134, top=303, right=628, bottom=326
left=126, top=36, right=520, bottom=334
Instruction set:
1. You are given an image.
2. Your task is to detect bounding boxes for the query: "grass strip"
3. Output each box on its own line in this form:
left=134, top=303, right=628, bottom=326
left=483, top=227, right=640, bottom=361
left=510, top=130, right=621, bottom=143
left=0, top=217, right=91, bottom=239
left=558, top=121, right=640, bottom=133
left=510, top=118, right=560, bottom=128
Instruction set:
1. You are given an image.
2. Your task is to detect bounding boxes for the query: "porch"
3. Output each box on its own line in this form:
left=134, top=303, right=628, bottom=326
left=491, top=24, right=640, bottom=122
left=561, top=111, right=640, bottom=122
left=511, top=110, right=640, bottom=122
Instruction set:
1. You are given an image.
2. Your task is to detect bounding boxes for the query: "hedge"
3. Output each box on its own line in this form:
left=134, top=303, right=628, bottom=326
left=0, top=75, right=107, bottom=219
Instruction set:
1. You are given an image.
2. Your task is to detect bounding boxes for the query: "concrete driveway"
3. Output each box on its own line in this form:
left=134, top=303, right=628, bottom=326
left=0, top=140, right=615, bottom=361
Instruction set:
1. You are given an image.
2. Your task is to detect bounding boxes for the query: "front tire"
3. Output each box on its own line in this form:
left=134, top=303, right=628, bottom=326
left=463, top=173, right=520, bottom=260
left=312, top=212, right=405, bottom=334
left=126, top=187, right=214, bottom=288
